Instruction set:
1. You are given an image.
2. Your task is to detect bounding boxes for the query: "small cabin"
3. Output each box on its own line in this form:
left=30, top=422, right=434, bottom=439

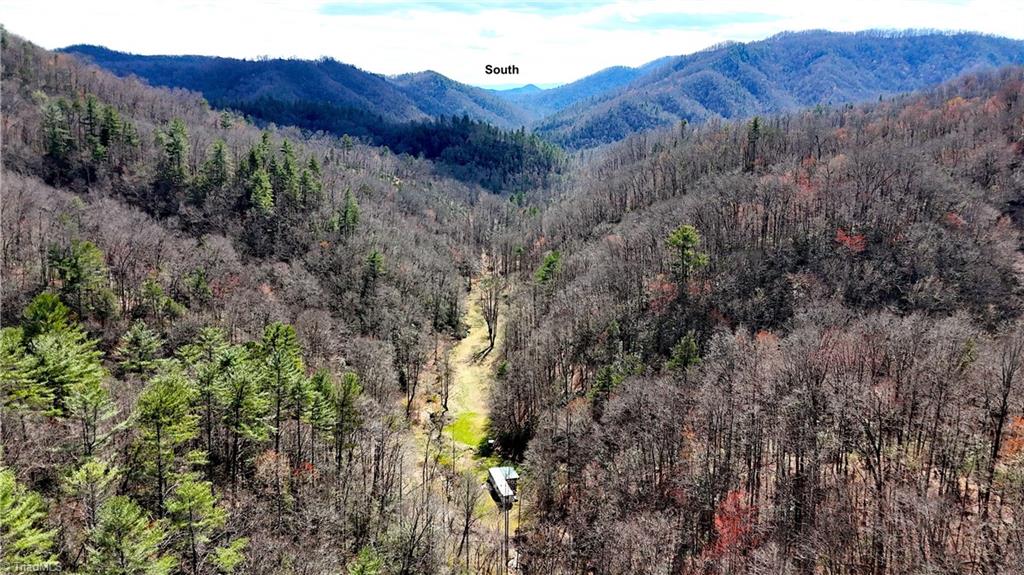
left=487, top=466, right=519, bottom=510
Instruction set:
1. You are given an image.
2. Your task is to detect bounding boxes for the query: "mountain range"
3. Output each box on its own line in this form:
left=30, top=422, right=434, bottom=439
left=7, top=21, right=1024, bottom=575
left=63, top=30, right=1024, bottom=149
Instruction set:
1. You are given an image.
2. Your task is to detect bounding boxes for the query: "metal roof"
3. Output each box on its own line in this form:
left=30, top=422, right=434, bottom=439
left=495, top=466, right=519, bottom=481
left=488, top=467, right=514, bottom=498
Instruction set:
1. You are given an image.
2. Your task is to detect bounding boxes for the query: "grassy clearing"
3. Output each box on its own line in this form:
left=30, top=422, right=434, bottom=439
left=449, top=411, right=486, bottom=448
left=443, top=277, right=504, bottom=455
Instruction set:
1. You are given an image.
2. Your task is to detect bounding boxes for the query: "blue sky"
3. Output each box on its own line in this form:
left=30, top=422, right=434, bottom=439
left=318, top=1, right=617, bottom=16
left=1, top=1, right=1021, bottom=87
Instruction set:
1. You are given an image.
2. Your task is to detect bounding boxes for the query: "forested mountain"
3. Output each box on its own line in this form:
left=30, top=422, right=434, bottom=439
left=61, top=45, right=563, bottom=193
left=7, top=22, right=1024, bottom=575
left=390, top=71, right=535, bottom=127
left=536, top=30, right=1024, bottom=147
left=494, top=67, right=1024, bottom=573
left=62, top=45, right=532, bottom=128
left=67, top=31, right=1024, bottom=154
left=494, top=66, right=646, bottom=117
left=493, top=57, right=673, bottom=118
left=495, top=84, right=543, bottom=96
left=60, top=45, right=430, bottom=123
left=223, top=99, right=565, bottom=194
left=2, top=30, right=522, bottom=574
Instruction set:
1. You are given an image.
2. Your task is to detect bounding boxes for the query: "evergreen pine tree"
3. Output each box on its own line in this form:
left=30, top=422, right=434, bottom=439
left=0, top=467, right=57, bottom=568
left=0, top=328, right=48, bottom=460
left=84, top=496, right=176, bottom=575
left=346, top=546, right=384, bottom=575
left=666, top=331, right=701, bottom=371
left=197, top=139, right=232, bottom=205
left=534, top=250, right=561, bottom=284
left=744, top=116, right=761, bottom=172
left=341, top=188, right=360, bottom=236
left=117, top=321, right=163, bottom=375
left=156, top=118, right=190, bottom=188
left=331, top=372, right=362, bottom=474
left=137, top=369, right=199, bottom=512
left=83, top=95, right=107, bottom=167
left=257, top=323, right=303, bottom=453
left=30, top=324, right=104, bottom=413
left=666, top=224, right=708, bottom=285
left=297, top=154, right=323, bottom=207
left=42, top=99, right=73, bottom=178
left=274, top=140, right=300, bottom=204
left=308, top=370, right=336, bottom=466
left=218, top=111, right=233, bottom=130
left=217, top=347, right=268, bottom=488
left=22, top=292, right=69, bottom=340
left=64, top=458, right=119, bottom=528
left=288, top=374, right=313, bottom=465
left=248, top=168, right=274, bottom=215
left=99, top=104, right=122, bottom=149
left=307, top=155, right=322, bottom=183
left=166, top=475, right=227, bottom=575
left=211, top=538, right=248, bottom=574
left=65, top=367, right=117, bottom=458
left=47, top=239, right=114, bottom=320
left=177, top=327, right=229, bottom=483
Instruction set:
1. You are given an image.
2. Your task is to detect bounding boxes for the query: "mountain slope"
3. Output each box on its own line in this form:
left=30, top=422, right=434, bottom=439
left=61, top=44, right=428, bottom=123
left=3, top=28, right=513, bottom=573
left=62, top=45, right=536, bottom=128
left=390, top=70, right=534, bottom=127
left=497, top=66, right=1024, bottom=571
left=491, top=56, right=679, bottom=119
left=63, top=30, right=1024, bottom=151
left=536, top=30, right=1024, bottom=148
left=496, top=65, right=647, bottom=118
left=60, top=45, right=562, bottom=193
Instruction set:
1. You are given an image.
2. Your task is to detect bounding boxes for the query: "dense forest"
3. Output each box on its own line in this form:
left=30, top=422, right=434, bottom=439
left=495, top=68, right=1024, bottom=573
left=63, top=45, right=565, bottom=194
left=2, top=30, right=524, bottom=575
left=66, top=31, right=1024, bottom=154
left=225, top=98, right=564, bottom=194
left=5, top=24, right=1024, bottom=575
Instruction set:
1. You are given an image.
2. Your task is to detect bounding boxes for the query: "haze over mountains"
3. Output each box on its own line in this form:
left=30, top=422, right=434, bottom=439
left=64, top=30, right=1024, bottom=149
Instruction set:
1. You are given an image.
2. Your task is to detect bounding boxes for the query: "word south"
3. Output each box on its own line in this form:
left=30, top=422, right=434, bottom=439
left=485, top=64, right=519, bottom=74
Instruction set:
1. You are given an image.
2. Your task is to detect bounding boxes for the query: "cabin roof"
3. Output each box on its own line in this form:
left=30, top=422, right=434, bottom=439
left=488, top=467, right=514, bottom=498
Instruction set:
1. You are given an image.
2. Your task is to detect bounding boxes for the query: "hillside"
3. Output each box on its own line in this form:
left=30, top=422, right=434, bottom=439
left=536, top=30, right=1024, bottom=147
left=496, top=66, right=1024, bottom=573
left=495, top=66, right=645, bottom=117
left=389, top=70, right=535, bottom=127
left=493, top=56, right=674, bottom=118
left=61, top=45, right=532, bottom=128
left=60, top=45, right=562, bottom=193
left=61, top=44, right=648, bottom=128
left=67, top=31, right=1024, bottom=153
left=61, top=44, right=428, bottom=122
left=1, top=30, right=525, bottom=574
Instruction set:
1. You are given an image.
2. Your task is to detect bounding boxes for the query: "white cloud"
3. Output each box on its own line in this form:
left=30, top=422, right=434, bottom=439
left=1, top=0, right=1022, bottom=87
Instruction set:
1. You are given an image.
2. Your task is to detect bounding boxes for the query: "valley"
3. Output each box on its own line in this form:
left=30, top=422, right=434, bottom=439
left=3, top=16, right=1024, bottom=575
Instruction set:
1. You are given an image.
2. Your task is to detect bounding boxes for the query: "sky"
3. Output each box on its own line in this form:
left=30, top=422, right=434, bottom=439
left=2, top=0, right=1023, bottom=88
